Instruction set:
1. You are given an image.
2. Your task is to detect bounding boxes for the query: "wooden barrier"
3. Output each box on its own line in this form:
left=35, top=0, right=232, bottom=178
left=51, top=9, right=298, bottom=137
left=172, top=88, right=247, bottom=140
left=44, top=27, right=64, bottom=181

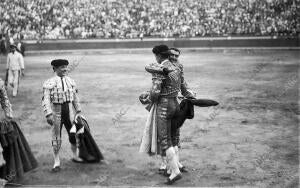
left=25, top=36, right=299, bottom=51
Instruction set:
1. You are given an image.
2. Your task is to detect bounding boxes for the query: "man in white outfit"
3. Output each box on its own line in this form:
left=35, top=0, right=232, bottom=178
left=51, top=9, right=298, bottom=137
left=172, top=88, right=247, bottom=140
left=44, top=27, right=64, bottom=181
left=6, top=44, right=25, bottom=97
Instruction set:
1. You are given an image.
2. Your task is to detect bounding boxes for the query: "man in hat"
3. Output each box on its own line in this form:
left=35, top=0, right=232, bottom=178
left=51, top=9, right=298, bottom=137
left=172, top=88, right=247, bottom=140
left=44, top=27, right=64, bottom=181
left=42, top=59, right=83, bottom=172
left=6, top=44, right=25, bottom=97
left=147, top=44, right=194, bottom=184
left=168, top=47, right=195, bottom=173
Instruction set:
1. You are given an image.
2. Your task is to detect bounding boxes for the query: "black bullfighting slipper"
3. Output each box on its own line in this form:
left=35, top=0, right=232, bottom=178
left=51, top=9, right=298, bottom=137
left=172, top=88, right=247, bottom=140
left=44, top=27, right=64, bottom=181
left=72, top=158, right=85, bottom=163
left=51, top=166, right=61, bottom=173
left=158, top=169, right=171, bottom=177
left=163, top=170, right=171, bottom=177
left=158, top=168, right=166, bottom=174
left=164, top=173, right=182, bottom=185
left=180, top=166, right=188, bottom=173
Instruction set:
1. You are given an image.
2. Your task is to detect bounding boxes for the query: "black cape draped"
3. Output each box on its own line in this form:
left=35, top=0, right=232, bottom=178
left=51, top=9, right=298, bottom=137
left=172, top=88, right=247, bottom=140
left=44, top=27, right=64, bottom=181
left=0, top=119, right=38, bottom=182
left=73, top=116, right=104, bottom=163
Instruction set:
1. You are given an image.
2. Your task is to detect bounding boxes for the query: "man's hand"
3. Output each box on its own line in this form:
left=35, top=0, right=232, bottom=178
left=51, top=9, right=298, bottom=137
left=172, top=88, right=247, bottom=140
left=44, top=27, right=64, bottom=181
left=74, top=111, right=82, bottom=123
left=139, top=92, right=149, bottom=99
left=46, top=114, right=54, bottom=126
left=185, top=90, right=196, bottom=99
left=5, top=114, right=13, bottom=121
left=139, top=92, right=151, bottom=105
left=0, top=152, right=6, bottom=167
left=0, top=178, right=7, bottom=187
left=21, top=69, right=25, bottom=77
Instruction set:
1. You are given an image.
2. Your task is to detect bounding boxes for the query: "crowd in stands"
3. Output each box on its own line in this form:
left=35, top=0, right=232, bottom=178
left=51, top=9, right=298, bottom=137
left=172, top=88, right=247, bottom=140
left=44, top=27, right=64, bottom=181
left=0, top=0, right=299, bottom=40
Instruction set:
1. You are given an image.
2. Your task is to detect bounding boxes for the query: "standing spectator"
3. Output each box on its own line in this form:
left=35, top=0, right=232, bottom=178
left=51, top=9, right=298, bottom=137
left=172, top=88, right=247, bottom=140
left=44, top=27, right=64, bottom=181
left=6, top=44, right=25, bottom=97
left=17, top=41, right=25, bottom=57
left=139, top=30, right=144, bottom=41
left=17, top=35, right=26, bottom=57
left=0, top=34, right=7, bottom=55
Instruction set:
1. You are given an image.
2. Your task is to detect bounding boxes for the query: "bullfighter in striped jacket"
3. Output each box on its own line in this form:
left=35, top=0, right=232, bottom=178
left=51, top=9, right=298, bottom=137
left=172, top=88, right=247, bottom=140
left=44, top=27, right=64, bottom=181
left=42, top=59, right=83, bottom=172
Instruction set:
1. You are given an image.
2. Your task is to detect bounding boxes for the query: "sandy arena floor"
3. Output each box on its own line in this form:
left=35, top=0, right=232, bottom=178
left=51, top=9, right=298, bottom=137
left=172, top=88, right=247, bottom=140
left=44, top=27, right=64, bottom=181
left=0, top=49, right=299, bottom=187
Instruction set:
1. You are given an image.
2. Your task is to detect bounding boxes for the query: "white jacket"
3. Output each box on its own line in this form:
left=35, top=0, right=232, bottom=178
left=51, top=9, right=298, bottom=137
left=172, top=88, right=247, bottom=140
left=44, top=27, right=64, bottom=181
left=6, top=51, right=24, bottom=71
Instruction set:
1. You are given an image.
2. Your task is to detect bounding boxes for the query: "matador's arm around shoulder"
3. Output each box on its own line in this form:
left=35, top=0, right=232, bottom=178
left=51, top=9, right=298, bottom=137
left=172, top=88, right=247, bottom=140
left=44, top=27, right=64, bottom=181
left=145, top=63, right=172, bottom=75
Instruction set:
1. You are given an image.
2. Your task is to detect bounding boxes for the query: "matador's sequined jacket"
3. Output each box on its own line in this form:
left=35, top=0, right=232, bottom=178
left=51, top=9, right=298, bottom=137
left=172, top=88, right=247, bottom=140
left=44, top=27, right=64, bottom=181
left=0, top=79, right=13, bottom=118
left=42, top=76, right=81, bottom=117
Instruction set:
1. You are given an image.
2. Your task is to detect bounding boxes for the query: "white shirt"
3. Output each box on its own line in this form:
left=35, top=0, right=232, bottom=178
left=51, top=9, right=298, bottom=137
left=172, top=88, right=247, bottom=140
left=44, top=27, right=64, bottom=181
left=6, top=51, right=24, bottom=70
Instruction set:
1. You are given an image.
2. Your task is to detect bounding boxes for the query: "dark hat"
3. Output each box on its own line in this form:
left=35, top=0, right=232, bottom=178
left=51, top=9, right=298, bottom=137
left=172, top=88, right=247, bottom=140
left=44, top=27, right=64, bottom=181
left=51, top=59, right=69, bottom=67
left=152, top=44, right=169, bottom=55
left=10, top=44, right=17, bottom=49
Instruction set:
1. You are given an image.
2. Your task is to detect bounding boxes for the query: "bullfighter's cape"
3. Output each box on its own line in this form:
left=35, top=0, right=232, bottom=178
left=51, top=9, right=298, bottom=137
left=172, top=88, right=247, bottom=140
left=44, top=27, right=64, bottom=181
left=72, top=116, right=104, bottom=163
left=139, top=98, right=219, bottom=155
left=139, top=103, right=158, bottom=155
left=172, top=98, right=219, bottom=129
left=0, top=119, right=38, bottom=182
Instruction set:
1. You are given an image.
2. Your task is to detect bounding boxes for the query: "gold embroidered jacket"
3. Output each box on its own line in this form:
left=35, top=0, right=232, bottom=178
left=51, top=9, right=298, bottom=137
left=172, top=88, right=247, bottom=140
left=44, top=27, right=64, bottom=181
left=42, top=76, right=81, bottom=117
left=0, top=79, right=13, bottom=118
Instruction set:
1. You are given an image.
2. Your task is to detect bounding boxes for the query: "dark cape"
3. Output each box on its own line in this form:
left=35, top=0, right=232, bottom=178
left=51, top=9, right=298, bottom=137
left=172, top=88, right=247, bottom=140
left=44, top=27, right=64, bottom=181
left=73, top=116, right=104, bottom=163
left=0, top=119, right=38, bottom=182
left=172, top=98, right=219, bottom=129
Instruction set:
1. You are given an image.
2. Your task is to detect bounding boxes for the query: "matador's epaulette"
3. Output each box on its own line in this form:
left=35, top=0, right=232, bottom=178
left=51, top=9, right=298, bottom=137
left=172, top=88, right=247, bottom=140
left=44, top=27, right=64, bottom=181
left=145, top=63, right=165, bottom=74
left=43, top=78, right=56, bottom=89
left=145, top=63, right=174, bottom=77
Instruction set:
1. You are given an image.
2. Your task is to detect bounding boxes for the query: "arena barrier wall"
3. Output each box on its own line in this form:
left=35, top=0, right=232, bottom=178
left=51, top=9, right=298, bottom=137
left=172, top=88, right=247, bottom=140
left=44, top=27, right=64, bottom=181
left=25, top=37, right=299, bottom=51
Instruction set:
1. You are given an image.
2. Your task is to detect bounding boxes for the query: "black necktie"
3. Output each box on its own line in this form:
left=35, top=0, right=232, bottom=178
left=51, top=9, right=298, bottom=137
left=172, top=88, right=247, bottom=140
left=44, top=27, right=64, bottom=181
left=61, top=77, right=65, bottom=91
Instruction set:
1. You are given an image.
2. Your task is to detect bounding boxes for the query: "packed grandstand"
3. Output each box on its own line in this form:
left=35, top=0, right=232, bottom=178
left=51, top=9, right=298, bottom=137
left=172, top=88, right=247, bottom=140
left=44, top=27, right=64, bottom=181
left=0, top=0, right=299, bottom=40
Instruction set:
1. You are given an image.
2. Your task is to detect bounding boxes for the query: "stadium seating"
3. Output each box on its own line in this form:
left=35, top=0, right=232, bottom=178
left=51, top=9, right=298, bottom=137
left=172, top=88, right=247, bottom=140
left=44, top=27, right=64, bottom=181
left=0, top=0, right=299, bottom=40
